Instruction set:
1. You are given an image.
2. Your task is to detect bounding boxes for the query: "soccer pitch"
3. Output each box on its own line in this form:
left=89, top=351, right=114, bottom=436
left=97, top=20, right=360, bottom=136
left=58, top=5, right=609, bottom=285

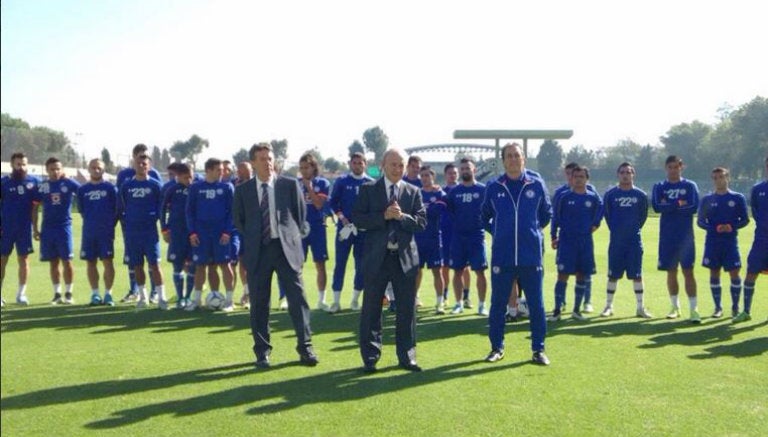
left=1, top=216, right=766, bottom=437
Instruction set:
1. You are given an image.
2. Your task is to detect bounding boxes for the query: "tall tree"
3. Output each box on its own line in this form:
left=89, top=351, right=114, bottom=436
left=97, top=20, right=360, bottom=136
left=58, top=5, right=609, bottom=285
left=232, top=148, right=249, bottom=165
left=101, top=147, right=116, bottom=173
left=170, top=134, right=209, bottom=170
left=151, top=145, right=162, bottom=166
left=363, top=126, right=389, bottom=163
left=324, top=157, right=342, bottom=173
left=270, top=139, right=289, bottom=162
left=160, top=148, right=172, bottom=169
left=565, top=145, right=598, bottom=169
left=729, top=96, right=768, bottom=180
left=536, top=139, right=564, bottom=182
left=660, top=121, right=712, bottom=180
left=348, top=139, right=365, bottom=158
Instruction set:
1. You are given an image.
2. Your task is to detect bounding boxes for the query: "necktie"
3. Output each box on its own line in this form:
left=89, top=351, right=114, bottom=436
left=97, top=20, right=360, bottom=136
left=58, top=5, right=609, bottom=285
left=261, top=183, right=271, bottom=245
left=388, top=184, right=397, bottom=246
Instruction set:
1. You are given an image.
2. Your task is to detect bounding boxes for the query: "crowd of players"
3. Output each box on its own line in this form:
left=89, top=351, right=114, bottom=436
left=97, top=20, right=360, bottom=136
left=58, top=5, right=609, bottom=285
left=1, top=145, right=767, bottom=327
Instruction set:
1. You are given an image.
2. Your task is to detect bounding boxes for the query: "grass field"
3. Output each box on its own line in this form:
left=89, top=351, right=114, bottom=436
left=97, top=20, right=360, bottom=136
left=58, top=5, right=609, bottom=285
left=1, top=216, right=767, bottom=437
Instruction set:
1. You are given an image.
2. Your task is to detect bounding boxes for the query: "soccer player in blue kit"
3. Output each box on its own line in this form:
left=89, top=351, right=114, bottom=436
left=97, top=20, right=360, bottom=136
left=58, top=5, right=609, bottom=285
left=414, top=166, right=448, bottom=314
left=329, top=152, right=373, bottom=311
left=298, top=152, right=332, bottom=311
left=446, top=158, right=488, bottom=315
left=77, top=159, right=118, bottom=306
left=652, top=155, right=701, bottom=323
left=697, top=167, right=749, bottom=318
left=33, top=157, right=81, bottom=304
left=161, top=163, right=195, bottom=309
left=548, top=165, right=602, bottom=321
left=1, top=152, right=40, bottom=307
left=600, top=162, right=652, bottom=318
left=186, top=158, right=236, bottom=312
left=119, top=154, right=167, bottom=309
left=736, top=156, right=768, bottom=323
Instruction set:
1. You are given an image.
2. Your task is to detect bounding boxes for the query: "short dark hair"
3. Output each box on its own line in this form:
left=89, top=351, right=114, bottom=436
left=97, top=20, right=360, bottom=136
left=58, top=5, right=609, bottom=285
left=135, top=153, right=151, bottom=162
left=665, top=155, right=683, bottom=166
left=712, top=167, right=729, bottom=177
left=459, top=157, right=475, bottom=166
left=299, top=152, right=320, bottom=177
left=249, top=142, right=272, bottom=161
left=11, top=152, right=26, bottom=162
left=204, top=158, right=222, bottom=171
left=616, top=162, right=634, bottom=174
left=45, top=157, right=61, bottom=168
left=407, top=155, right=422, bottom=166
left=168, top=162, right=191, bottom=176
left=349, top=152, right=366, bottom=162
left=132, top=143, right=148, bottom=157
left=571, top=164, right=590, bottom=179
left=444, top=163, right=456, bottom=173
left=565, top=162, right=579, bottom=170
left=501, top=142, right=523, bottom=160
left=419, top=165, right=435, bottom=177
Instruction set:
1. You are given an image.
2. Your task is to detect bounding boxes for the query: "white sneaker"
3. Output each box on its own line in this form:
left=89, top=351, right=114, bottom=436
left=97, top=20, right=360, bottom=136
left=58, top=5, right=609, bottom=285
left=222, top=301, right=235, bottom=313
left=0, top=298, right=5, bottom=307
left=477, top=305, right=488, bottom=316
left=350, top=300, right=360, bottom=311
left=666, top=307, right=681, bottom=319
left=636, top=307, right=653, bottom=318
left=63, top=292, right=74, bottom=305
left=547, top=312, right=562, bottom=322
left=136, top=299, right=149, bottom=309
left=158, top=299, right=169, bottom=310
left=570, top=311, right=588, bottom=321
left=450, top=303, right=463, bottom=314
left=600, top=306, right=614, bottom=317
left=185, top=300, right=201, bottom=311
left=16, top=295, right=30, bottom=306
left=279, top=299, right=289, bottom=310
left=583, top=303, right=594, bottom=313
left=317, top=301, right=329, bottom=311
left=327, top=302, right=341, bottom=313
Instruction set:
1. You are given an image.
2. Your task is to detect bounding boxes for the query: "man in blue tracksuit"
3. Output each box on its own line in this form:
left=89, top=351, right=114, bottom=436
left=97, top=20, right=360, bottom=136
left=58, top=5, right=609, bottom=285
left=482, top=143, right=552, bottom=366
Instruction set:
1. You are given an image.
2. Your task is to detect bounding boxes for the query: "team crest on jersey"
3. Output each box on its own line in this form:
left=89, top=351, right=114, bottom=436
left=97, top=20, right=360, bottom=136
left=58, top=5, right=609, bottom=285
left=61, top=185, right=68, bottom=193
left=193, top=254, right=199, bottom=262
left=169, top=253, right=177, bottom=261
left=703, top=257, right=710, bottom=265
left=124, top=255, right=131, bottom=263
left=314, top=186, right=321, bottom=192
left=557, top=264, right=564, bottom=271
left=216, top=188, right=223, bottom=195
left=26, top=182, right=34, bottom=190
left=526, top=190, right=535, bottom=198
left=585, top=201, right=592, bottom=208
left=492, top=266, right=500, bottom=274
left=51, top=193, right=61, bottom=204
left=728, top=200, right=735, bottom=207
left=473, top=192, right=480, bottom=199
left=680, top=188, right=687, bottom=195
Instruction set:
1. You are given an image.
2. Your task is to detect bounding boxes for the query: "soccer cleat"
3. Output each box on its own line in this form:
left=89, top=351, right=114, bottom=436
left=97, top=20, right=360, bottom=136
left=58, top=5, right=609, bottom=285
left=136, top=299, right=149, bottom=309
left=51, top=293, right=63, bottom=305
left=103, top=294, right=115, bottom=306
left=89, top=294, right=102, bottom=306
left=327, top=302, right=341, bottom=314
left=435, top=303, right=446, bottom=315
left=415, top=298, right=423, bottom=308
left=583, top=303, right=594, bottom=313
left=732, top=312, right=752, bottom=323
left=485, top=349, right=505, bottom=363
left=63, top=292, right=74, bottom=305
left=175, top=298, right=186, bottom=310
left=666, top=307, right=681, bottom=319
left=636, top=308, right=653, bottom=319
left=477, top=305, right=488, bottom=316
left=546, top=311, right=561, bottom=322
left=350, top=300, right=360, bottom=311
left=463, top=298, right=473, bottom=309
left=221, top=301, right=235, bottom=313
left=185, top=300, right=201, bottom=311
left=158, top=299, right=169, bottom=310
left=317, top=301, right=329, bottom=311
left=121, top=291, right=137, bottom=303
left=239, top=294, right=249, bottom=308
left=531, top=351, right=551, bottom=366
left=600, top=306, right=614, bottom=317
left=570, top=311, right=587, bottom=321
left=16, top=295, right=30, bottom=306
left=689, top=309, right=702, bottom=324
left=1, top=298, right=5, bottom=308
left=505, top=311, right=518, bottom=323
left=450, top=303, right=463, bottom=314
left=712, top=308, right=723, bottom=318
left=149, top=290, right=159, bottom=304
left=279, top=299, right=289, bottom=310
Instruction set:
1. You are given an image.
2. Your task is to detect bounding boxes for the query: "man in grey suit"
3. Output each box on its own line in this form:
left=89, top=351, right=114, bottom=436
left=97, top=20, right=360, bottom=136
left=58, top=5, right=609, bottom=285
left=352, top=148, right=427, bottom=373
left=233, top=142, right=318, bottom=369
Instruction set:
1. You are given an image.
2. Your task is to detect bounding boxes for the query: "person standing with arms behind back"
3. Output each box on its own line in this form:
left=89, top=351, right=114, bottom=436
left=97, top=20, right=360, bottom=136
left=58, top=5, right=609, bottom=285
left=352, top=148, right=427, bottom=373
left=233, top=143, right=318, bottom=369
left=736, top=156, right=768, bottom=323
left=652, top=155, right=701, bottom=323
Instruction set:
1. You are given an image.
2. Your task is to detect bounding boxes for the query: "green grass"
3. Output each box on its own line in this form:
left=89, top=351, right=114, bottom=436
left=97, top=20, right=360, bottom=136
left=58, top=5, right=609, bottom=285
left=2, top=217, right=767, bottom=436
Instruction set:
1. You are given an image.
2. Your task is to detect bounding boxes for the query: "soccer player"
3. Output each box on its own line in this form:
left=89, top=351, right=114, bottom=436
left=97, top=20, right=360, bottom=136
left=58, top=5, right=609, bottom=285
left=482, top=142, right=552, bottom=365
left=548, top=165, right=602, bottom=321
left=161, top=163, right=195, bottom=309
left=403, top=155, right=423, bottom=188
left=414, top=166, right=448, bottom=314
left=737, top=156, right=768, bottom=323
left=652, top=155, right=701, bottom=323
left=329, top=152, right=373, bottom=311
left=186, top=158, right=236, bottom=312
left=439, top=163, right=461, bottom=302
left=600, top=162, right=652, bottom=318
left=446, top=157, right=488, bottom=315
left=119, top=153, right=167, bottom=309
left=77, top=159, right=118, bottom=306
left=34, top=157, right=81, bottom=304
left=297, top=152, right=332, bottom=311
left=1, top=152, right=40, bottom=307
left=117, top=144, right=163, bottom=303
left=697, top=167, right=749, bottom=318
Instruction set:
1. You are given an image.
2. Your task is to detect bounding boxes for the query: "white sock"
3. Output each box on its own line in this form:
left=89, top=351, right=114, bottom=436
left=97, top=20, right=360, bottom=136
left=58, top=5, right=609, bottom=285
left=689, top=296, right=698, bottom=311
left=479, top=300, right=486, bottom=308
left=226, top=290, right=234, bottom=302
left=17, top=284, right=27, bottom=297
left=351, top=289, right=362, bottom=303
left=155, top=285, right=166, bottom=301
left=193, top=289, right=202, bottom=302
left=508, top=305, right=517, bottom=316
left=65, top=283, right=73, bottom=294
left=92, top=289, right=100, bottom=296
left=437, top=295, right=444, bottom=305
left=139, top=287, right=148, bottom=301
left=105, top=288, right=112, bottom=296
left=53, top=283, right=61, bottom=295
left=243, top=283, right=249, bottom=296
left=634, top=281, right=644, bottom=309
left=318, top=290, right=326, bottom=303
left=670, top=294, right=680, bottom=308
left=333, top=291, right=341, bottom=304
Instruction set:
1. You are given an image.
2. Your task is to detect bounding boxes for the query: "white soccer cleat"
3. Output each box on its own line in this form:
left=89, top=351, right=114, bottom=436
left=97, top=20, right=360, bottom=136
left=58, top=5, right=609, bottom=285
left=158, top=299, right=169, bottom=311
left=16, top=295, right=30, bottom=306
left=327, top=302, right=341, bottom=314
left=349, top=300, right=360, bottom=311
left=477, top=304, right=488, bottom=316
left=136, top=299, right=149, bottom=309
left=450, top=303, right=464, bottom=314
left=600, top=306, right=614, bottom=317
left=221, top=301, right=235, bottom=313
left=636, top=307, right=653, bottom=318
left=185, top=300, right=201, bottom=311
left=666, top=307, right=681, bottom=319
left=317, top=301, right=329, bottom=311
left=570, top=311, right=588, bottom=321
left=279, top=299, right=289, bottom=310
left=583, top=303, right=594, bottom=313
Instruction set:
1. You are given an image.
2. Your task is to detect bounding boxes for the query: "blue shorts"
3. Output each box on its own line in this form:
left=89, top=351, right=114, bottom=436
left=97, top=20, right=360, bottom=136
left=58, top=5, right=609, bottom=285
left=607, top=240, right=643, bottom=280
left=40, top=227, right=74, bottom=261
left=80, top=232, right=115, bottom=261
left=192, top=232, right=232, bottom=265
left=449, top=234, right=487, bottom=271
left=124, top=233, right=161, bottom=267
left=303, top=224, right=328, bottom=263
left=556, top=234, right=596, bottom=275
left=441, top=229, right=453, bottom=266
left=702, top=238, right=741, bottom=271
left=416, top=237, right=443, bottom=269
left=229, top=233, right=241, bottom=264
left=1, top=226, right=34, bottom=257
left=658, top=234, right=695, bottom=270
left=746, top=239, right=768, bottom=274
left=167, top=229, right=193, bottom=265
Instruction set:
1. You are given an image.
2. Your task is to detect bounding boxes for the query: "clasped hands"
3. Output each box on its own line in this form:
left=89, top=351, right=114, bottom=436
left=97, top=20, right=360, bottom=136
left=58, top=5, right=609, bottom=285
left=385, top=201, right=403, bottom=221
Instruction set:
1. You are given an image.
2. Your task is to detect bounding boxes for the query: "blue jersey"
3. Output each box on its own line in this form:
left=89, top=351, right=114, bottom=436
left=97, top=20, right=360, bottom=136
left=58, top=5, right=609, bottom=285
left=186, top=181, right=234, bottom=235
left=447, top=183, right=486, bottom=238
left=697, top=190, right=749, bottom=242
left=1, top=175, right=40, bottom=231
left=603, top=186, right=648, bottom=244
left=300, top=176, right=330, bottom=227
left=439, top=183, right=458, bottom=238
left=553, top=190, right=603, bottom=238
left=38, top=178, right=81, bottom=230
left=328, top=173, right=374, bottom=225
left=161, top=182, right=190, bottom=233
left=77, top=181, right=118, bottom=236
left=750, top=180, right=768, bottom=241
left=652, top=178, right=699, bottom=241
left=116, top=167, right=162, bottom=188
left=120, top=177, right=163, bottom=233
left=550, top=182, right=597, bottom=239
left=403, top=175, right=422, bottom=188
left=415, top=188, right=447, bottom=241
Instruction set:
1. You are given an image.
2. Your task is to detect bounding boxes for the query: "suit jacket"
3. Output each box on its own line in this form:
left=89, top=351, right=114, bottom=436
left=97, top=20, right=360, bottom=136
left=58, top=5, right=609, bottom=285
left=233, top=175, right=309, bottom=273
left=352, top=178, right=427, bottom=277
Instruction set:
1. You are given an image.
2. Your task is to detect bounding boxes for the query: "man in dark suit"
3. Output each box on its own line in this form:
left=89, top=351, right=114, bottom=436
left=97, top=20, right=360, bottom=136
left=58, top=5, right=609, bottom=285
left=233, top=142, right=318, bottom=369
left=352, top=148, right=427, bottom=372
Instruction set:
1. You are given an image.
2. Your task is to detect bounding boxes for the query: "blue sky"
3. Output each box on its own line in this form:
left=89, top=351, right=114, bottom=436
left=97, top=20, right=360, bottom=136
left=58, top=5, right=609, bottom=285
left=3, top=0, right=767, bottom=167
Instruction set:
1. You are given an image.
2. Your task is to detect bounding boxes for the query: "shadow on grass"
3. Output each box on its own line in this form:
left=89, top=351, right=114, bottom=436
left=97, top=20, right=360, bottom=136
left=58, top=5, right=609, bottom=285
left=639, top=318, right=768, bottom=351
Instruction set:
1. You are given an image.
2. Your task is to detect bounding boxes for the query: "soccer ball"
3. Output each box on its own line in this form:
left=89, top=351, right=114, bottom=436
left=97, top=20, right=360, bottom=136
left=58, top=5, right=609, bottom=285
left=517, top=297, right=530, bottom=318
left=205, top=291, right=225, bottom=311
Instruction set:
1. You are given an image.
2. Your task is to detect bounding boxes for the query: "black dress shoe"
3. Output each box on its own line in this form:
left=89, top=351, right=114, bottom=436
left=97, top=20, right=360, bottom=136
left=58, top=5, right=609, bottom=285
left=362, top=362, right=377, bottom=373
left=255, top=356, right=271, bottom=369
left=399, top=361, right=422, bottom=372
left=299, top=352, right=319, bottom=367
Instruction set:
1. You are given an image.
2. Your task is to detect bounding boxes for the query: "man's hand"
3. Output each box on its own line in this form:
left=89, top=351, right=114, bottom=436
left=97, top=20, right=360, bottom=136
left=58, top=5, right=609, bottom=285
left=189, top=233, right=200, bottom=247
left=716, top=224, right=733, bottom=233
left=551, top=238, right=559, bottom=250
left=219, top=233, right=231, bottom=245
left=162, top=231, right=170, bottom=243
left=385, top=201, right=403, bottom=220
